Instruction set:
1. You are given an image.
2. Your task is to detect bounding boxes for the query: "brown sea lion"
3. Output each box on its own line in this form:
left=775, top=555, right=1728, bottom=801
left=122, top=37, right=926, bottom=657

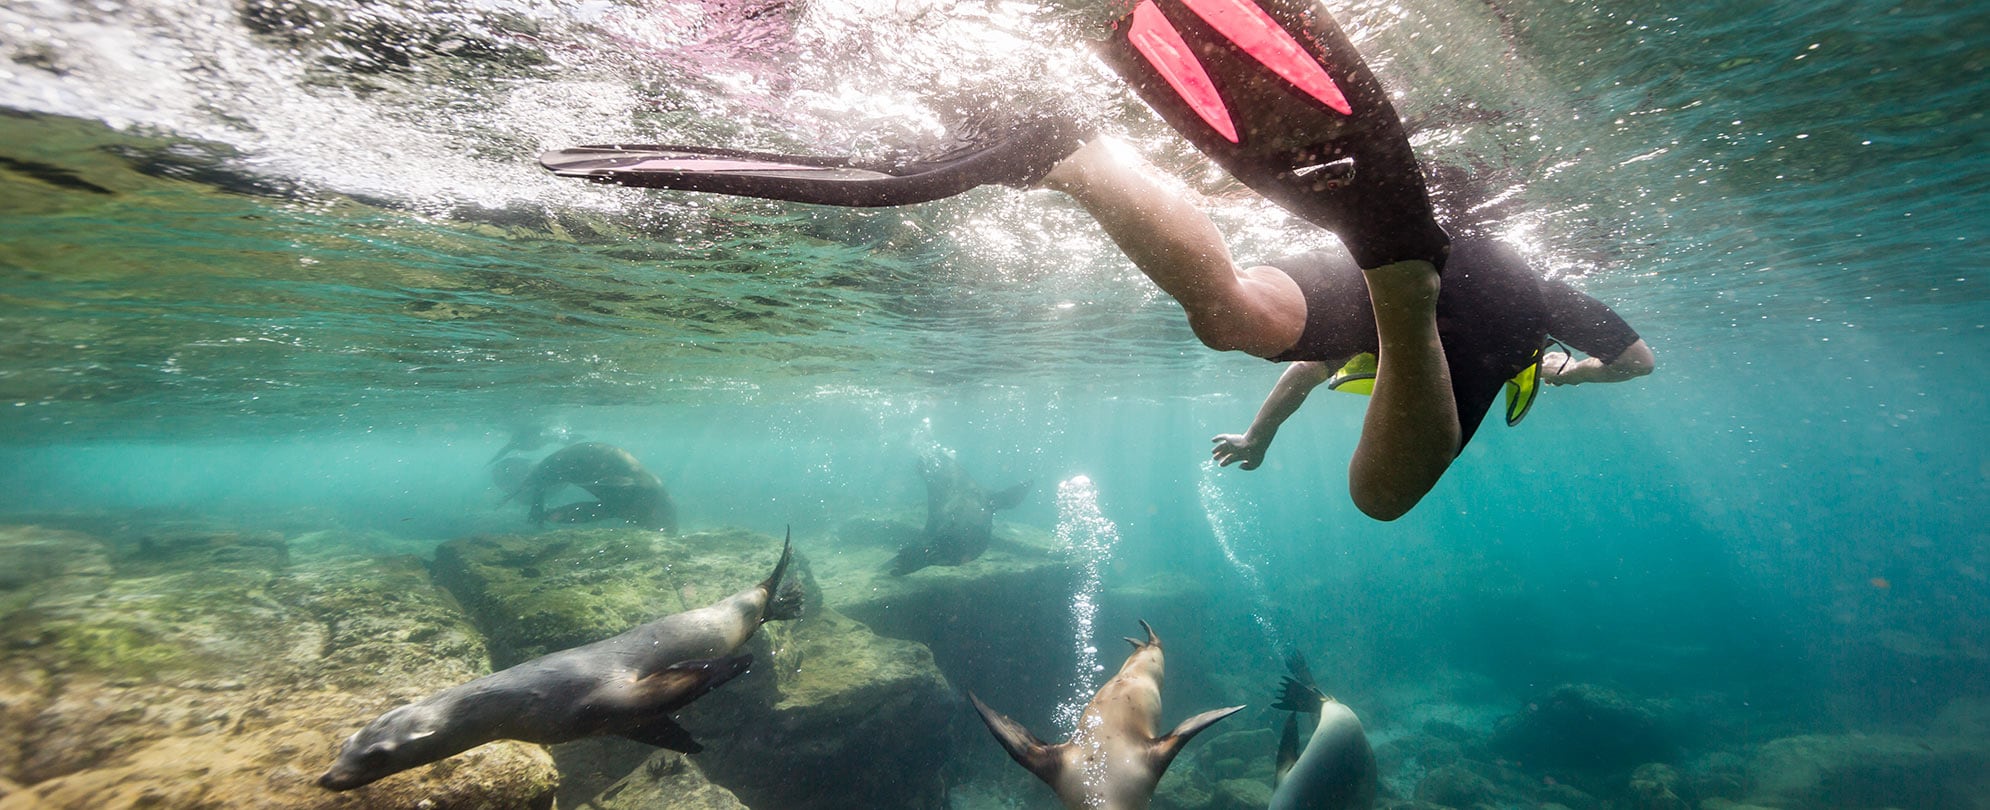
left=889, top=446, right=1030, bottom=575
left=507, top=441, right=678, bottom=533
left=317, top=533, right=803, bottom=791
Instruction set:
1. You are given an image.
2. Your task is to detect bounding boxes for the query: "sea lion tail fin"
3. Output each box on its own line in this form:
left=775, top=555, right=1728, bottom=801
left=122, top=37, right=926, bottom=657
left=969, top=692, right=1064, bottom=787
left=989, top=479, right=1032, bottom=511
left=1273, top=649, right=1329, bottom=714
left=1275, top=711, right=1301, bottom=786
left=1122, top=619, right=1161, bottom=651
left=760, top=527, right=805, bottom=622
left=1284, top=648, right=1318, bottom=689
left=1150, top=704, right=1245, bottom=772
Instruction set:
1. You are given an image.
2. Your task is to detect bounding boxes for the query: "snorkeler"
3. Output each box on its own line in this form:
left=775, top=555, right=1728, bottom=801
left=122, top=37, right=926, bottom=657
left=543, top=0, right=1653, bottom=520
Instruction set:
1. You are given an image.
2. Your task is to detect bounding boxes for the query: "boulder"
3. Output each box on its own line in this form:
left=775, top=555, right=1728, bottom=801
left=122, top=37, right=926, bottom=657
left=1741, top=732, right=1990, bottom=810
left=1414, top=763, right=1503, bottom=808
left=1487, top=684, right=1676, bottom=772
left=433, top=527, right=957, bottom=810
left=1211, top=777, right=1275, bottom=810
left=0, top=523, right=557, bottom=809
left=1628, top=762, right=1690, bottom=810
left=816, top=515, right=1081, bottom=728
left=569, top=751, right=746, bottom=810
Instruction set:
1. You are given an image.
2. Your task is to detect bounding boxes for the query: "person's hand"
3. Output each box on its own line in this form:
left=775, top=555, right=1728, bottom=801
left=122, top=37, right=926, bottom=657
left=1540, top=351, right=1581, bottom=386
left=1210, top=434, right=1267, bottom=470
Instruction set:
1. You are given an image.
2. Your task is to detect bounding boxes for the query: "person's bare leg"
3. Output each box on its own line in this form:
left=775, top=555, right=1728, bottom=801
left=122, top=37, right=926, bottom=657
left=1039, top=139, right=1304, bottom=357
left=1348, top=260, right=1458, bottom=520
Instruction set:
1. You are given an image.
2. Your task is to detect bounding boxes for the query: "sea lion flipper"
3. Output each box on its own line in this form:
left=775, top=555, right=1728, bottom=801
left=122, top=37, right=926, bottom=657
left=636, top=653, right=754, bottom=697
left=988, top=480, right=1032, bottom=511
left=1150, top=704, right=1245, bottom=770
left=1275, top=711, right=1300, bottom=786
left=1273, top=675, right=1328, bottom=714
left=968, top=693, right=1063, bottom=786
left=621, top=716, right=702, bottom=753
left=759, top=529, right=805, bottom=622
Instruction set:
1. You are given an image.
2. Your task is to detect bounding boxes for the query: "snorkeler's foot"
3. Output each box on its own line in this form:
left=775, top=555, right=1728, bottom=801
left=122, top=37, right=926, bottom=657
left=956, top=110, right=1094, bottom=190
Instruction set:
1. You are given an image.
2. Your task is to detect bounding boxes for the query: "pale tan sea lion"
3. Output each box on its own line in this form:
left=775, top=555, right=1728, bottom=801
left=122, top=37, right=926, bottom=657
left=317, top=533, right=803, bottom=791
left=970, top=621, right=1243, bottom=810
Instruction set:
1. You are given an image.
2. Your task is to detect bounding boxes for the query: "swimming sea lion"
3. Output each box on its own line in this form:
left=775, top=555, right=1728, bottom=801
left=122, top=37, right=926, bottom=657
left=889, top=446, right=1030, bottom=575
left=507, top=441, right=678, bottom=533
left=487, top=419, right=576, bottom=465
left=317, top=532, right=805, bottom=792
left=970, top=621, right=1242, bottom=810
left=1268, top=652, right=1378, bottom=810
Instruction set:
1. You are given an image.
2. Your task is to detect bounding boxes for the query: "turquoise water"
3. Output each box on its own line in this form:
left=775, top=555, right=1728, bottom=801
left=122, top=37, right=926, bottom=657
left=2, top=0, right=1987, bottom=807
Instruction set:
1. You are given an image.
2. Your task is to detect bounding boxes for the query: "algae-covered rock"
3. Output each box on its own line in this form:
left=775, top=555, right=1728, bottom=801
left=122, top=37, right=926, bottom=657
left=1628, top=762, right=1690, bottom=810
left=571, top=751, right=747, bottom=810
left=433, top=526, right=957, bottom=810
left=0, top=526, right=110, bottom=616
left=1193, top=727, right=1278, bottom=782
left=1741, top=732, right=1990, bottom=810
left=1415, top=763, right=1503, bottom=808
left=0, top=523, right=557, bottom=809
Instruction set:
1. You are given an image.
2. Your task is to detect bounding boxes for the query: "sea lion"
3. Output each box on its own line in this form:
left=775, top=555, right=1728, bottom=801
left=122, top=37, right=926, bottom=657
left=507, top=441, right=678, bottom=533
left=1268, top=652, right=1378, bottom=810
left=970, top=621, right=1243, bottom=810
left=889, top=446, right=1030, bottom=575
left=317, top=533, right=805, bottom=792
left=487, top=419, right=576, bottom=465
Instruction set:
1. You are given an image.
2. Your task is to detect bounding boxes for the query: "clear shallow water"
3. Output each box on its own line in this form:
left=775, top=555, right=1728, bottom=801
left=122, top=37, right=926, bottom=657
left=2, top=0, right=1988, bottom=806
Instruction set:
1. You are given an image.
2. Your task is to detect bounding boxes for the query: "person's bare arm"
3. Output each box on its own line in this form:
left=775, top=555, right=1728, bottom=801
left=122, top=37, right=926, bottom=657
left=1541, top=339, right=1655, bottom=386
left=1211, top=361, right=1333, bottom=470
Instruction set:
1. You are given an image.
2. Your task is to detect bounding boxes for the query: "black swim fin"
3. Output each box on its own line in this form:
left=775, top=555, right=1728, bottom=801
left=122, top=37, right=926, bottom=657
left=1094, top=0, right=1449, bottom=268
left=540, top=115, right=1090, bottom=207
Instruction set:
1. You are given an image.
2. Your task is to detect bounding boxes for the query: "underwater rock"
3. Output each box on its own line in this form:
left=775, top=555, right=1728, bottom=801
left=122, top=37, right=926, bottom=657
left=0, top=522, right=557, bottom=808
left=1146, top=726, right=1279, bottom=810
left=1537, top=780, right=1602, bottom=810
left=1413, top=763, right=1504, bottom=808
left=433, top=527, right=956, bottom=810
left=1211, top=776, right=1275, bottom=810
left=569, top=750, right=746, bottom=810
left=819, top=515, right=1081, bottom=727
left=1931, top=694, right=1990, bottom=739
left=1486, top=683, right=1676, bottom=772
left=1627, top=762, right=1690, bottom=810
left=1697, top=800, right=1779, bottom=810
left=1195, top=727, right=1278, bottom=782
left=1677, top=750, right=1747, bottom=804
left=0, top=526, right=111, bottom=615
left=1740, top=732, right=1990, bottom=810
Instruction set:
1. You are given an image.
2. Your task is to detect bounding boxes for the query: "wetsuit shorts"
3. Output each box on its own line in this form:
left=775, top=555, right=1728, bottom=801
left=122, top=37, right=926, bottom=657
left=1265, top=238, right=1639, bottom=447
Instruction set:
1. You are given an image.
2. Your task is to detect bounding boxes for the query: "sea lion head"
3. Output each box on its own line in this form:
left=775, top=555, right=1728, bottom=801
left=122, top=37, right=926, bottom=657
left=317, top=701, right=454, bottom=791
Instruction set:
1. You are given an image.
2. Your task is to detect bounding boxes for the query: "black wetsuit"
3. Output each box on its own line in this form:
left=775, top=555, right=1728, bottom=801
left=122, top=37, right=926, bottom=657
left=1267, top=237, right=1640, bottom=446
